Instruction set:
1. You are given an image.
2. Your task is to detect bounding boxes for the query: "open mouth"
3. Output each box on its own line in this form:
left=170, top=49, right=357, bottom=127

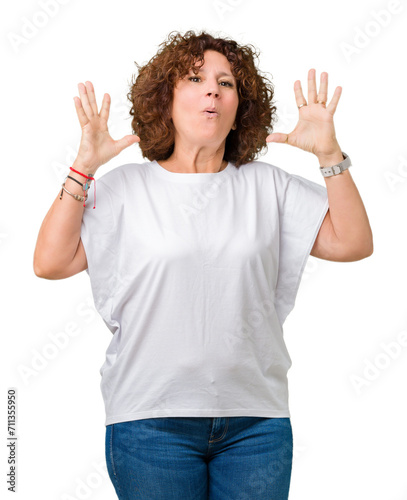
left=204, top=111, right=218, bottom=116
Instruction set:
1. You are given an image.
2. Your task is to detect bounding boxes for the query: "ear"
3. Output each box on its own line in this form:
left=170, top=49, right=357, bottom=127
left=232, top=122, right=237, bottom=130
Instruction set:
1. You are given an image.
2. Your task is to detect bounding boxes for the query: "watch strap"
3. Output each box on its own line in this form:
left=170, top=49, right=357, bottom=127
left=320, top=152, right=351, bottom=177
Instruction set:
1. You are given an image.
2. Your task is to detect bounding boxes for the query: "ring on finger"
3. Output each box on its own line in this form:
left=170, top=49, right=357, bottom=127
left=298, top=103, right=307, bottom=109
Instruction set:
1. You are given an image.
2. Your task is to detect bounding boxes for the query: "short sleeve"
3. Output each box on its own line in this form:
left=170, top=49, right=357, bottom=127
left=274, top=172, right=329, bottom=326
left=80, top=172, right=121, bottom=317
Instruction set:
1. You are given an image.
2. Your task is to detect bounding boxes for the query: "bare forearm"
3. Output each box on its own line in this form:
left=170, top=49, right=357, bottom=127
left=33, top=162, right=92, bottom=276
left=318, top=151, right=373, bottom=255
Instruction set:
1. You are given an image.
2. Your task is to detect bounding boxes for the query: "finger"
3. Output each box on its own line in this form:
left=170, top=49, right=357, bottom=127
left=73, top=95, right=89, bottom=129
left=77, top=82, right=94, bottom=118
left=99, top=93, right=111, bottom=124
left=327, top=86, right=342, bottom=115
left=85, top=81, right=99, bottom=115
left=317, top=72, right=328, bottom=105
left=307, top=68, right=317, bottom=104
left=266, top=132, right=289, bottom=143
left=294, top=80, right=307, bottom=108
left=115, top=134, right=140, bottom=154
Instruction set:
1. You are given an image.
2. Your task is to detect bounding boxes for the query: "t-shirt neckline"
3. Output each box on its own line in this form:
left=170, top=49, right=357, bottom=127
left=150, top=159, right=234, bottom=183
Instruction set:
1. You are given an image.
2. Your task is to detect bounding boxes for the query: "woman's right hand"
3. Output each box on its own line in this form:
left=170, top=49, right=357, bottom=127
left=73, top=81, right=140, bottom=174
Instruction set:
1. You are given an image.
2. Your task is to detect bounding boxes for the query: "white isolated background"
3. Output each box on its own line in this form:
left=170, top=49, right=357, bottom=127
left=1, top=0, right=406, bottom=498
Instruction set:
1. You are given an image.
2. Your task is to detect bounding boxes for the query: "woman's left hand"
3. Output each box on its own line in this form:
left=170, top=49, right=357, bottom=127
left=266, top=69, right=343, bottom=162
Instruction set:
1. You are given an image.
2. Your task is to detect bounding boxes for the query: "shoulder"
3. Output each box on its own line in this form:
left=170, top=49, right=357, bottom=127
left=239, top=159, right=291, bottom=177
left=91, top=161, right=154, bottom=201
left=243, top=159, right=325, bottom=190
left=96, top=161, right=150, bottom=187
left=237, top=159, right=297, bottom=189
left=236, top=160, right=327, bottom=206
left=83, top=161, right=151, bottom=210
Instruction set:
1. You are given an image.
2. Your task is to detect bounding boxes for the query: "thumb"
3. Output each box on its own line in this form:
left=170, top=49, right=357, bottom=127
left=266, top=132, right=289, bottom=144
left=115, top=134, right=140, bottom=154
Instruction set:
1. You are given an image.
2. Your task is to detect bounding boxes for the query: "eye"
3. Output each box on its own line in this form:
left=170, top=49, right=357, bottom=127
left=188, top=77, right=234, bottom=87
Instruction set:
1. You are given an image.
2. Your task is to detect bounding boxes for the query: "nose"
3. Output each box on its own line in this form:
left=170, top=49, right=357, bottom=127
left=206, top=80, right=220, bottom=98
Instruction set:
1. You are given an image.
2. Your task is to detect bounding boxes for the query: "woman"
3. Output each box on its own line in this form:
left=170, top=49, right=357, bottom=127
left=34, top=30, right=373, bottom=500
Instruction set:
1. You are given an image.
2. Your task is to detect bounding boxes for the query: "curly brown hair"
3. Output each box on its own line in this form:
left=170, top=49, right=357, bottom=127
left=127, top=30, right=277, bottom=168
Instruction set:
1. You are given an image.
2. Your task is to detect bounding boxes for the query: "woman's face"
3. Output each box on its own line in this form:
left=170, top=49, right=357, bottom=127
left=170, top=50, right=239, bottom=149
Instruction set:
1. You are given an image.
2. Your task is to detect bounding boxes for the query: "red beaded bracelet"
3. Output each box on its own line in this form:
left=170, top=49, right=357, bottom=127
left=69, top=167, right=96, bottom=208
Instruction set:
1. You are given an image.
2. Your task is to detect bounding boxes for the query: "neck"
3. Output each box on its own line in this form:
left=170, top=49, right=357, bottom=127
left=158, top=142, right=227, bottom=173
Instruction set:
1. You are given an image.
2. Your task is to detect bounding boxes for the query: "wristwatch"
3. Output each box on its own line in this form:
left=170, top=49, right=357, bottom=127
left=320, top=152, right=351, bottom=177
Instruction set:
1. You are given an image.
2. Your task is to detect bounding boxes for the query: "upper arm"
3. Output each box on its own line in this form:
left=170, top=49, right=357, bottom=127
left=36, top=238, right=88, bottom=279
left=310, top=209, right=372, bottom=262
left=310, top=209, right=349, bottom=262
left=310, top=209, right=336, bottom=260
left=58, top=238, right=88, bottom=278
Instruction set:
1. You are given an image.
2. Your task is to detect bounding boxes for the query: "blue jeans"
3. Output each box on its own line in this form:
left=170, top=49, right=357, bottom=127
left=105, top=416, right=293, bottom=499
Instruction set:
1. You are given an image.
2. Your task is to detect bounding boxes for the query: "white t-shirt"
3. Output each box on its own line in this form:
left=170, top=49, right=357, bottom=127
left=81, top=159, right=329, bottom=426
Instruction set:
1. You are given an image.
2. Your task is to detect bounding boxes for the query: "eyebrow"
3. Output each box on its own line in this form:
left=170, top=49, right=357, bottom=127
left=192, top=69, right=234, bottom=78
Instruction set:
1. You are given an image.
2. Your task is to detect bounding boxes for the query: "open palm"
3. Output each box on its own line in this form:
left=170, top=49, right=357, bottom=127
left=74, top=81, right=140, bottom=172
left=267, top=69, right=342, bottom=158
